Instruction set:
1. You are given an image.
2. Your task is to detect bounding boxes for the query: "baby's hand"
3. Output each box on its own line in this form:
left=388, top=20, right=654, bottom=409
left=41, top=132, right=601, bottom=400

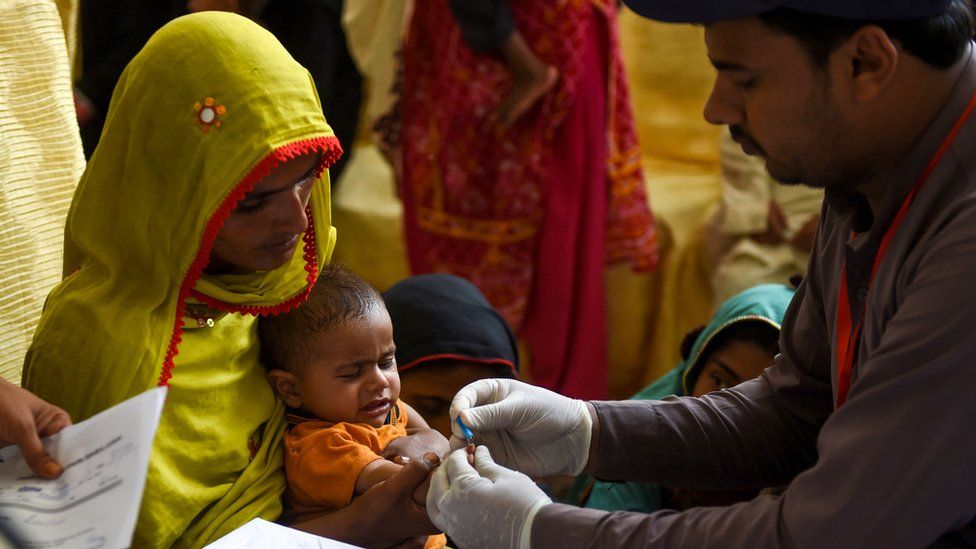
left=382, top=429, right=450, bottom=463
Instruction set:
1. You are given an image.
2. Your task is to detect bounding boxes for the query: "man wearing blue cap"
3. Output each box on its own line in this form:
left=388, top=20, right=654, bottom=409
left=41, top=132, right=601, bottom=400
left=425, top=2, right=976, bottom=547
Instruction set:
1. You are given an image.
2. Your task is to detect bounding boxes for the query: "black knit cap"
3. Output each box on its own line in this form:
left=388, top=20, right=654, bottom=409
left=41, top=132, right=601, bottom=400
left=382, top=274, right=519, bottom=375
left=623, top=0, right=952, bottom=23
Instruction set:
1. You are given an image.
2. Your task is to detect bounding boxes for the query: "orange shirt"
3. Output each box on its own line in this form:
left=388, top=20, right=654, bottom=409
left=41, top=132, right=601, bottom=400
left=284, top=401, right=408, bottom=512
left=282, top=402, right=445, bottom=548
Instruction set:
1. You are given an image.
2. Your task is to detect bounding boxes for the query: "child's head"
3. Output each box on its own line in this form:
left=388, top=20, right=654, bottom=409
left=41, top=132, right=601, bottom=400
left=382, top=274, right=518, bottom=437
left=679, top=283, right=794, bottom=398
left=260, top=264, right=399, bottom=428
left=685, top=322, right=780, bottom=398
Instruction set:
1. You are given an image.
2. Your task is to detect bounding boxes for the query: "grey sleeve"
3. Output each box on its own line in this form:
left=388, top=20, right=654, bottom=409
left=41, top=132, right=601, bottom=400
left=532, top=204, right=976, bottom=547
left=448, top=0, right=515, bottom=53
left=587, top=267, right=833, bottom=491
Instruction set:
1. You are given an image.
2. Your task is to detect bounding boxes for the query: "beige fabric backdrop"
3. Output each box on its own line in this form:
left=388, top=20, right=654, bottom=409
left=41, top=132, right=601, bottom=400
left=610, top=11, right=725, bottom=394
left=0, top=0, right=85, bottom=383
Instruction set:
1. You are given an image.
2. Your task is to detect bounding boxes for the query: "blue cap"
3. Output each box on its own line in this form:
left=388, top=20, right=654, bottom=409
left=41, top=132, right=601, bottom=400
left=455, top=416, right=475, bottom=441
left=622, top=0, right=953, bottom=23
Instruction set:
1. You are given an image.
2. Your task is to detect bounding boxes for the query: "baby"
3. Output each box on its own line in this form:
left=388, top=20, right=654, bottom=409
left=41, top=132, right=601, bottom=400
left=259, top=264, right=447, bottom=547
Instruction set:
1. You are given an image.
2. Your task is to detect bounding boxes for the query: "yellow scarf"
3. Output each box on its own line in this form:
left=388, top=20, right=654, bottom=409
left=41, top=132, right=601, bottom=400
left=23, top=12, right=339, bottom=547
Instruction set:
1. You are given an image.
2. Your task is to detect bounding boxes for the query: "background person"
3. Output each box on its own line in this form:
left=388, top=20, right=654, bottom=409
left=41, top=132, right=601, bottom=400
left=399, top=0, right=658, bottom=400
left=568, top=283, right=793, bottom=513
left=383, top=273, right=520, bottom=438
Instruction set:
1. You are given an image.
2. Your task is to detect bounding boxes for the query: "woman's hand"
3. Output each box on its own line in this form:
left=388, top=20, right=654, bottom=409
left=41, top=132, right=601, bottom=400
left=382, top=428, right=450, bottom=463
left=289, top=454, right=442, bottom=547
left=0, top=378, right=71, bottom=478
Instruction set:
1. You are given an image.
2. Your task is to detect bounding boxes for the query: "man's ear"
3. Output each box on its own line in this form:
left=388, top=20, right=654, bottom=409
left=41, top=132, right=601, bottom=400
left=841, top=25, right=899, bottom=104
left=267, top=369, right=303, bottom=409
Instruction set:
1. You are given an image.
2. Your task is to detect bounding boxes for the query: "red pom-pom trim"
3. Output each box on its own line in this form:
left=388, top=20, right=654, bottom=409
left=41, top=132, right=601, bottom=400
left=157, top=136, right=342, bottom=387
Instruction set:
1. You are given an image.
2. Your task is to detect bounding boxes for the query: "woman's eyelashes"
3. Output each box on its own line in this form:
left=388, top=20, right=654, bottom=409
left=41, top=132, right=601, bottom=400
left=235, top=177, right=316, bottom=214
left=234, top=198, right=267, bottom=213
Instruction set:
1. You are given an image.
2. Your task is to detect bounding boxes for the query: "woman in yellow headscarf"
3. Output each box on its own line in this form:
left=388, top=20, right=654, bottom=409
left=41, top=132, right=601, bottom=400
left=21, top=12, right=436, bottom=548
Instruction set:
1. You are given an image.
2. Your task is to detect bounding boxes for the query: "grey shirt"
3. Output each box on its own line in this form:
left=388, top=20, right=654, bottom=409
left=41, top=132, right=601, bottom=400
left=533, top=50, right=976, bottom=548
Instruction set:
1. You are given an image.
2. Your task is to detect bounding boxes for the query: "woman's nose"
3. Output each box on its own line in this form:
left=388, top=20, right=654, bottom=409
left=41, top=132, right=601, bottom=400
left=271, top=188, right=310, bottom=234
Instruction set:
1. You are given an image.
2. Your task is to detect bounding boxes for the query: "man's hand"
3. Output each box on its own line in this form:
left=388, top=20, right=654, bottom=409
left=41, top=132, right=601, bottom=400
left=449, top=379, right=592, bottom=477
left=0, top=379, right=71, bottom=478
left=428, top=446, right=551, bottom=549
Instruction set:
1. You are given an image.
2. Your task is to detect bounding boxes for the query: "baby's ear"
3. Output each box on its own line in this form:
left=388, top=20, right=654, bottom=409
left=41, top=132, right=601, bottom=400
left=267, top=369, right=303, bottom=408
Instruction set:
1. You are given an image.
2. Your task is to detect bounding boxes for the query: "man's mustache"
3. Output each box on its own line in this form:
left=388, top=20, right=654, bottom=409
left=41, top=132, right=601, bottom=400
left=730, top=126, right=766, bottom=155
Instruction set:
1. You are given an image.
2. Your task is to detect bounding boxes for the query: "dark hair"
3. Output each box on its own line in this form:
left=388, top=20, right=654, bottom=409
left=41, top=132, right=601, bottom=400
left=758, top=0, right=975, bottom=69
left=696, top=320, right=780, bottom=368
left=680, top=325, right=707, bottom=362
left=259, top=263, right=383, bottom=372
left=681, top=320, right=781, bottom=393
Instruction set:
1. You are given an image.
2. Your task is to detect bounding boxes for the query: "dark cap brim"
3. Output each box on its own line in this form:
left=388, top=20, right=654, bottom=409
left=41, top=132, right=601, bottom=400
left=622, top=0, right=775, bottom=23
left=623, top=0, right=954, bottom=22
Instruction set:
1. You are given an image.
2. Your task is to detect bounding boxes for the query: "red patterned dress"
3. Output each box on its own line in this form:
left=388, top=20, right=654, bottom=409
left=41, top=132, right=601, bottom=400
left=401, top=0, right=657, bottom=399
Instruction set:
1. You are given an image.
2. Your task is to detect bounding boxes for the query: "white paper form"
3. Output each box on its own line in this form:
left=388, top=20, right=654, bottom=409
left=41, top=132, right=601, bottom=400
left=205, top=518, right=363, bottom=549
left=0, top=387, right=166, bottom=549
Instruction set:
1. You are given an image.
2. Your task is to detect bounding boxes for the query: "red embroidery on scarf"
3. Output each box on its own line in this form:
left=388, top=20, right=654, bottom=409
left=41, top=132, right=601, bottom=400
left=397, top=354, right=518, bottom=375
left=193, top=97, right=227, bottom=133
left=157, top=136, right=342, bottom=387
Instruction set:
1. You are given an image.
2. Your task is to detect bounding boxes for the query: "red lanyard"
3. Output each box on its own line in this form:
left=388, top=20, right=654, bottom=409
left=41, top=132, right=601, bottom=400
left=835, top=89, right=976, bottom=409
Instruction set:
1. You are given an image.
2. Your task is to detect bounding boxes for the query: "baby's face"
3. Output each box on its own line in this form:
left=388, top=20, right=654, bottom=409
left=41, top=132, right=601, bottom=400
left=295, top=306, right=400, bottom=428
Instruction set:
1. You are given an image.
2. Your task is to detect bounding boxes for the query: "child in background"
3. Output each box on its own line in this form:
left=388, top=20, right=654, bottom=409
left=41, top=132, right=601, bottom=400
left=382, top=273, right=519, bottom=437
left=448, top=0, right=558, bottom=129
left=259, top=264, right=448, bottom=548
left=567, top=283, right=795, bottom=512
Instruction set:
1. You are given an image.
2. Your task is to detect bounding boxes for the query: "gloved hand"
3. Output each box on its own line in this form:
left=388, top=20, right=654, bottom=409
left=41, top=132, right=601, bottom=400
left=427, top=446, right=551, bottom=549
left=449, top=379, right=592, bottom=477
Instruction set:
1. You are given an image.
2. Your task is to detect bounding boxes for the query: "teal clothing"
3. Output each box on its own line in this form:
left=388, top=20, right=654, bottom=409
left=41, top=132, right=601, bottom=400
left=566, top=283, right=795, bottom=512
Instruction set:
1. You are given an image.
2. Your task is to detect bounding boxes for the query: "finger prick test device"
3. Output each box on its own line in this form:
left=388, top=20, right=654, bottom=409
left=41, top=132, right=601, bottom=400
left=456, top=417, right=476, bottom=464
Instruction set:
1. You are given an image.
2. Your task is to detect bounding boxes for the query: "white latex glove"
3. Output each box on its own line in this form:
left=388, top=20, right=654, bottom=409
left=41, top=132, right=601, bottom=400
left=450, top=378, right=592, bottom=477
left=427, top=446, right=551, bottom=549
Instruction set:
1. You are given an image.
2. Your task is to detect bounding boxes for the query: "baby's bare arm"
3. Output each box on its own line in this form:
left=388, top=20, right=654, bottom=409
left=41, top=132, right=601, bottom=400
left=355, top=458, right=404, bottom=495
